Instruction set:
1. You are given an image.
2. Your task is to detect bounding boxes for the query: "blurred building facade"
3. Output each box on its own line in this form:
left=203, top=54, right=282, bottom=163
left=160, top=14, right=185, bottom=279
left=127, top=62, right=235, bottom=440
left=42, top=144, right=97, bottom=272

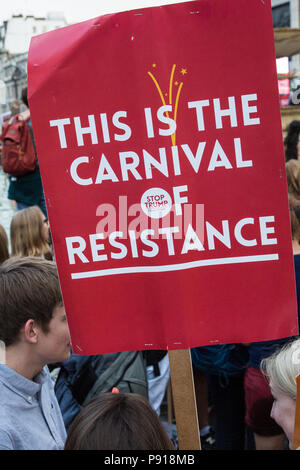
left=272, top=0, right=300, bottom=77
left=0, top=12, right=67, bottom=120
left=4, top=12, right=66, bottom=54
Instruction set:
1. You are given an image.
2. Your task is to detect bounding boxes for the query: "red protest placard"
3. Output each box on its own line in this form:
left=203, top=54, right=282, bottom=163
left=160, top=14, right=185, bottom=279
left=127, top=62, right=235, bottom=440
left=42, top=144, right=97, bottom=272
left=28, top=0, right=298, bottom=355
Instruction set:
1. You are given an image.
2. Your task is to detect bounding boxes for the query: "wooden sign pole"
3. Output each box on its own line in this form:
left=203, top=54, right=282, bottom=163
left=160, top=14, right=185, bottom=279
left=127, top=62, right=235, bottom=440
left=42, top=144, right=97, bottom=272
left=168, top=349, right=201, bottom=450
left=293, top=375, right=300, bottom=449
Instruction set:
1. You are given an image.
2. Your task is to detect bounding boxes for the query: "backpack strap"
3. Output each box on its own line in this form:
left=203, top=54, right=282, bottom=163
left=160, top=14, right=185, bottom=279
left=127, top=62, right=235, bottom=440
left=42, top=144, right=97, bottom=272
left=82, top=351, right=142, bottom=405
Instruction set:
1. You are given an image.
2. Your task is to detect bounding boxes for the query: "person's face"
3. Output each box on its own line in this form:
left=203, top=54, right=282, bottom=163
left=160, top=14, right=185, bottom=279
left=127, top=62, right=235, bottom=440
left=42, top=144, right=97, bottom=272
left=270, top=382, right=296, bottom=449
left=36, top=304, right=71, bottom=364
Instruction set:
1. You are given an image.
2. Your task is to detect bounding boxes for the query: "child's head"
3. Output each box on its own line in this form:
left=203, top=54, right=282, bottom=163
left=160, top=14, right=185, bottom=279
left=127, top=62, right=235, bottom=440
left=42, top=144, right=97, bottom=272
left=0, top=224, right=9, bottom=264
left=65, top=392, right=175, bottom=450
left=10, top=206, right=50, bottom=258
left=0, top=256, right=67, bottom=350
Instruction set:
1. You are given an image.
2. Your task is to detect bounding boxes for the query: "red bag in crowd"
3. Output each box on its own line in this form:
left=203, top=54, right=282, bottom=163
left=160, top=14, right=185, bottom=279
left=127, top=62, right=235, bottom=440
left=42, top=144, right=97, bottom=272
left=0, top=114, right=36, bottom=176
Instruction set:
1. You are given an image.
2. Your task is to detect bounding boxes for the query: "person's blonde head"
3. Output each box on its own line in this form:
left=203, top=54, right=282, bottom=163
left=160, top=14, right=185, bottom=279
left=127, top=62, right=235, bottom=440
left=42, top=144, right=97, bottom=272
left=261, top=339, right=300, bottom=401
left=0, top=224, right=9, bottom=264
left=10, top=206, right=50, bottom=258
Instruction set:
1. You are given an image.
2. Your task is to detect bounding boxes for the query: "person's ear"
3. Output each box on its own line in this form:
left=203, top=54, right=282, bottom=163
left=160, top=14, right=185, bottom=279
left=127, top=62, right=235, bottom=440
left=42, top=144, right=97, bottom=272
left=23, top=319, right=39, bottom=344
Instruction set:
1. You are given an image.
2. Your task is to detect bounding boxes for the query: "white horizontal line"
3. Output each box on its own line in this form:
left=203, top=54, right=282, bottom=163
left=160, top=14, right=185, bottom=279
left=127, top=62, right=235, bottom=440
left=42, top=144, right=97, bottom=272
left=71, top=254, right=279, bottom=280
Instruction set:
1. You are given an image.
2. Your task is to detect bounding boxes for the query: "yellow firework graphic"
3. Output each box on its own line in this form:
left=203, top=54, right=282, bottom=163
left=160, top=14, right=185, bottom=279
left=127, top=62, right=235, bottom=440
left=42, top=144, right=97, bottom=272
left=148, top=64, right=187, bottom=146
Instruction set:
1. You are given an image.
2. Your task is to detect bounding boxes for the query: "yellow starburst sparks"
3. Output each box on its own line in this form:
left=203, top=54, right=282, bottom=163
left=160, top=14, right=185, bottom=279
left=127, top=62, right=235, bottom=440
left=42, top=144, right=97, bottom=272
left=148, top=63, right=186, bottom=146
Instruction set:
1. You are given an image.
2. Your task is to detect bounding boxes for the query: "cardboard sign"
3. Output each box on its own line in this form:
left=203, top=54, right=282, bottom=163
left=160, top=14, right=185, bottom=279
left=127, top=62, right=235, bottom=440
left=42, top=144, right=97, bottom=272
left=28, top=0, right=298, bottom=355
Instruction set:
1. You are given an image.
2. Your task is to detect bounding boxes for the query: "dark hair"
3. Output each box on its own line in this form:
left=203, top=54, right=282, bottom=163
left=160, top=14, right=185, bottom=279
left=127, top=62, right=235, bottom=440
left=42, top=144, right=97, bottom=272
left=0, top=256, right=62, bottom=346
left=290, top=204, right=300, bottom=241
left=0, top=225, right=9, bottom=264
left=64, top=393, right=175, bottom=450
left=21, top=87, right=28, bottom=107
left=284, top=120, right=300, bottom=161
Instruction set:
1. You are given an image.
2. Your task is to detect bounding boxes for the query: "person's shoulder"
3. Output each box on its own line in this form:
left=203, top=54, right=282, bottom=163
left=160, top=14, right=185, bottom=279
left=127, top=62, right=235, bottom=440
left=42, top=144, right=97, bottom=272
left=0, top=397, right=15, bottom=449
left=0, top=428, right=14, bottom=450
left=0, top=379, right=7, bottom=396
left=0, top=379, right=17, bottom=416
left=0, top=367, right=12, bottom=394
